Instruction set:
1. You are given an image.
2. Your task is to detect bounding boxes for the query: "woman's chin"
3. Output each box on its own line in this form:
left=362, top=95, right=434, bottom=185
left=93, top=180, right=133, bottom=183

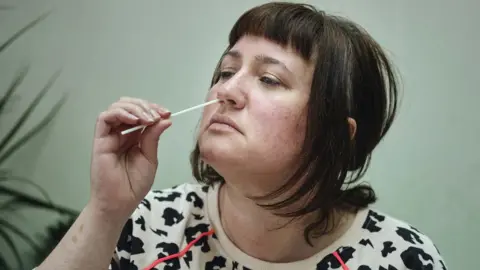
left=199, top=140, right=243, bottom=166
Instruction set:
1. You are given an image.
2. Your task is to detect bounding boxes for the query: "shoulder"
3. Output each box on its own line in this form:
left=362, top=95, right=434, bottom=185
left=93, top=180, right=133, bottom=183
left=359, top=208, right=448, bottom=269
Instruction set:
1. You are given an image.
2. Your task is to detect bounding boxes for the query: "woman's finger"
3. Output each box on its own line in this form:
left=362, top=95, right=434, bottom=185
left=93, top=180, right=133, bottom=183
left=110, top=102, right=157, bottom=123
left=140, top=119, right=172, bottom=165
left=150, top=103, right=171, bottom=119
left=95, top=108, right=140, bottom=138
left=119, top=97, right=159, bottom=120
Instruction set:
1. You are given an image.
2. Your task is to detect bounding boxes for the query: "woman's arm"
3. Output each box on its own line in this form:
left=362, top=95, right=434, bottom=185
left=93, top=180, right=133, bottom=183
left=35, top=203, right=127, bottom=270
left=34, top=98, right=171, bottom=269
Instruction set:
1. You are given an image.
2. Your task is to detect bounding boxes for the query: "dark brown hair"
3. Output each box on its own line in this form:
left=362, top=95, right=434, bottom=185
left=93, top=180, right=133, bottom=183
left=190, top=2, right=399, bottom=245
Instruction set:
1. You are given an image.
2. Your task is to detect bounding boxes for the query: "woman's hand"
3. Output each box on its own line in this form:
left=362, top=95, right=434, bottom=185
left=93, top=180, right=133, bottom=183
left=35, top=97, right=172, bottom=270
left=89, top=97, right=172, bottom=219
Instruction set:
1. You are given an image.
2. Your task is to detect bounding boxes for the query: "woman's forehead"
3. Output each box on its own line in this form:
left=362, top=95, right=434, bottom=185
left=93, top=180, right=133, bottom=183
left=226, top=36, right=314, bottom=77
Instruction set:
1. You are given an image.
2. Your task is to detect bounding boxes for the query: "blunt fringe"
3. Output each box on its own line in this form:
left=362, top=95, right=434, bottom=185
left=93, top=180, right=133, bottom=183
left=190, top=2, right=399, bottom=245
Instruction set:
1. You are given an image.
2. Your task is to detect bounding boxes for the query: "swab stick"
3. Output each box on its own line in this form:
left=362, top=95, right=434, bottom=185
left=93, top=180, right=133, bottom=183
left=120, top=99, right=219, bottom=135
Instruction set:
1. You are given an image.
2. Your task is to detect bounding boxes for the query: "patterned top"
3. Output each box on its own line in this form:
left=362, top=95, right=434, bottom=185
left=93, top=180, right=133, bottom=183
left=109, top=183, right=448, bottom=270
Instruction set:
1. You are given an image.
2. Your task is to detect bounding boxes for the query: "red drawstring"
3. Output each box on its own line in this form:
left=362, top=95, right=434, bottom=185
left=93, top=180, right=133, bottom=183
left=143, top=229, right=215, bottom=270
left=333, top=251, right=349, bottom=270
left=143, top=229, right=348, bottom=270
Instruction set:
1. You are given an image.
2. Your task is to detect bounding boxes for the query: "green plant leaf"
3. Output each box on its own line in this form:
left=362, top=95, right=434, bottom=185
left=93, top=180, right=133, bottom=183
left=0, top=254, right=10, bottom=270
left=0, top=11, right=50, bottom=54
left=0, top=174, right=53, bottom=202
left=0, top=168, right=10, bottom=178
left=0, top=92, right=67, bottom=164
left=0, top=195, right=53, bottom=214
left=0, top=10, right=75, bottom=269
left=0, top=197, right=20, bottom=211
left=33, top=216, right=77, bottom=265
left=0, top=218, right=42, bottom=253
left=0, top=227, right=23, bottom=269
left=0, top=66, right=29, bottom=116
left=0, top=186, right=79, bottom=216
left=0, top=70, right=64, bottom=163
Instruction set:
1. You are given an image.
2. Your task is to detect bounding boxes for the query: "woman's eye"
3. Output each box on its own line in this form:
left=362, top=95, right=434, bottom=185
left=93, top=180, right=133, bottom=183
left=217, top=71, right=283, bottom=88
left=260, top=76, right=281, bottom=87
left=219, top=71, right=234, bottom=80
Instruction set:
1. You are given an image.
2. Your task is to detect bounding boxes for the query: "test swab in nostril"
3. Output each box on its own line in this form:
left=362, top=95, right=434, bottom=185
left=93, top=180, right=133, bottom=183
left=120, top=99, right=219, bottom=135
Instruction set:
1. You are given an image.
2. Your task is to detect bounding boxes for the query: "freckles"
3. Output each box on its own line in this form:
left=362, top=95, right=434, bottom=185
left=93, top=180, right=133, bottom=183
left=263, top=109, right=304, bottom=149
left=280, top=111, right=306, bottom=148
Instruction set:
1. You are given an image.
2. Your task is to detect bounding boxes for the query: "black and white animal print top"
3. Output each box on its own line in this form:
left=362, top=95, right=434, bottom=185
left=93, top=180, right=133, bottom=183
left=109, top=183, right=447, bottom=270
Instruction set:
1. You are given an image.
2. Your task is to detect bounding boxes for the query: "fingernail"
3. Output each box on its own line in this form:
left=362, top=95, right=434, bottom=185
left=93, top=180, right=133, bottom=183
left=150, top=109, right=160, bottom=119
left=159, top=107, right=170, bottom=114
left=143, top=112, right=154, bottom=122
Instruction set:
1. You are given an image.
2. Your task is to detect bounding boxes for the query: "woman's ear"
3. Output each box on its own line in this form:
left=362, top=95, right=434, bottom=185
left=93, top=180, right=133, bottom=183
left=347, top=117, right=357, bottom=140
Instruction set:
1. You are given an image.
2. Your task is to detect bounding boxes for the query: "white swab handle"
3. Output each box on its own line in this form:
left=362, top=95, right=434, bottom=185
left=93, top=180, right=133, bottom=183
left=120, top=99, right=219, bottom=135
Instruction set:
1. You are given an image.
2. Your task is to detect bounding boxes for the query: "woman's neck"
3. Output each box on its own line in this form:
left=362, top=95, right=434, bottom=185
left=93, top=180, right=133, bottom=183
left=218, top=182, right=355, bottom=263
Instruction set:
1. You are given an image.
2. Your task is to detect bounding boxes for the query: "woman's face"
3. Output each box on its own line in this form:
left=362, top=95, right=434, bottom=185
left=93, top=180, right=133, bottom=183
left=197, top=35, right=314, bottom=189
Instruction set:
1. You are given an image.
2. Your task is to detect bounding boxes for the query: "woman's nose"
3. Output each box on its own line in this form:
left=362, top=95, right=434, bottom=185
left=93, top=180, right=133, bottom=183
left=216, top=77, right=246, bottom=109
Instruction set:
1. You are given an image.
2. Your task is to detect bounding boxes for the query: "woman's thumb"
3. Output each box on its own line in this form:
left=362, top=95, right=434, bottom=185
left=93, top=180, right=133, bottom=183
left=140, top=119, right=172, bottom=164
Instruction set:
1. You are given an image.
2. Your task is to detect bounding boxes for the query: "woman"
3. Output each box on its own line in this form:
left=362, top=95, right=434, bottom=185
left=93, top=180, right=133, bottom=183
left=37, top=2, right=447, bottom=270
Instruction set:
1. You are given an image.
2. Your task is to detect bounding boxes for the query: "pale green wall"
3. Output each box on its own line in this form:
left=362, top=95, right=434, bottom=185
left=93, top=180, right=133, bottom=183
left=1, top=0, right=478, bottom=269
